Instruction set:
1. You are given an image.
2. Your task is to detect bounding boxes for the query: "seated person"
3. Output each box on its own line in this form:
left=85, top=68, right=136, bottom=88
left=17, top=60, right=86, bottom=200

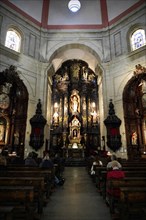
left=53, top=153, right=65, bottom=178
left=90, top=155, right=103, bottom=175
left=40, top=154, right=64, bottom=186
left=106, top=154, right=122, bottom=170
left=25, top=152, right=38, bottom=167
left=39, top=154, right=54, bottom=168
left=106, top=161, right=125, bottom=214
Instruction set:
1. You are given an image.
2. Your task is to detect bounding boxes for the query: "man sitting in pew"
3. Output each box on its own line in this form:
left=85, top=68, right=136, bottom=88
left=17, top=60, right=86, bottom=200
left=25, top=152, right=38, bottom=167
left=40, top=154, right=64, bottom=187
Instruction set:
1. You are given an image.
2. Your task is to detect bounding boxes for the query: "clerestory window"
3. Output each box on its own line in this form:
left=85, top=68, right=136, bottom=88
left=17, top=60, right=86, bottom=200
left=5, top=28, right=21, bottom=52
left=131, top=29, right=145, bottom=51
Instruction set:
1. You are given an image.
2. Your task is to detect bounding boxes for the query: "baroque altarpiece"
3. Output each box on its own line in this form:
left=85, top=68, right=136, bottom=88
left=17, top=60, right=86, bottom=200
left=50, top=60, right=100, bottom=157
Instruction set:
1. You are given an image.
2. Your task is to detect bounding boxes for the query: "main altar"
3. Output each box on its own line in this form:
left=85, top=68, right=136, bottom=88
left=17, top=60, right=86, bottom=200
left=50, top=60, right=100, bottom=158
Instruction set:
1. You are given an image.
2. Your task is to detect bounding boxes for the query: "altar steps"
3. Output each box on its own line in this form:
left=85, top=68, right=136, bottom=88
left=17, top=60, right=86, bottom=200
left=65, top=158, right=87, bottom=167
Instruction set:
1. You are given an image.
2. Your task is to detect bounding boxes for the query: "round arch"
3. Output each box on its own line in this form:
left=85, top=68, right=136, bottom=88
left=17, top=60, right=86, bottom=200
left=46, top=42, right=102, bottom=74
left=123, top=70, right=146, bottom=159
left=0, top=65, right=28, bottom=158
left=44, top=42, right=105, bottom=155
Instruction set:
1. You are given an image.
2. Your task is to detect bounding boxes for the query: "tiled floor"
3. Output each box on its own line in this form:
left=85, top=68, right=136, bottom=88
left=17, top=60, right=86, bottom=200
left=41, top=167, right=112, bottom=220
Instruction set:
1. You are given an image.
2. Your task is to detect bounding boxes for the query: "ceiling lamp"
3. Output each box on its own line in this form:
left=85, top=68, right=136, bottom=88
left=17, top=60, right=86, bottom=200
left=68, top=0, right=81, bottom=13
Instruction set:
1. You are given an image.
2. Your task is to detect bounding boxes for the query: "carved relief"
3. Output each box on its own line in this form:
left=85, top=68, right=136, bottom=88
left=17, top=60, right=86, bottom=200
left=70, top=63, right=80, bottom=80
left=133, top=64, right=146, bottom=75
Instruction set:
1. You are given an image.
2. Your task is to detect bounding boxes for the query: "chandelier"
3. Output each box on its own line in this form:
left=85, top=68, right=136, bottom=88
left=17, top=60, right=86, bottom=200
left=68, top=0, right=81, bottom=13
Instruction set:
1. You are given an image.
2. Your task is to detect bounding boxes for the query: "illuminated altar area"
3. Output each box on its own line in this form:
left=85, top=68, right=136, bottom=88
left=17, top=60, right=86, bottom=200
left=50, top=59, right=100, bottom=158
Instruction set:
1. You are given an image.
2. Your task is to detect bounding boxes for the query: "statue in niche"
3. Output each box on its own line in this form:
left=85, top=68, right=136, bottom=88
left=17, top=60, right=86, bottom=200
left=82, top=67, right=88, bottom=80
left=131, top=131, right=137, bottom=145
left=70, top=95, right=79, bottom=113
left=64, top=97, right=68, bottom=115
left=91, top=111, right=97, bottom=123
left=53, top=112, right=59, bottom=124
left=82, top=97, right=86, bottom=111
left=73, top=129, right=77, bottom=137
left=0, top=124, right=5, bottom=142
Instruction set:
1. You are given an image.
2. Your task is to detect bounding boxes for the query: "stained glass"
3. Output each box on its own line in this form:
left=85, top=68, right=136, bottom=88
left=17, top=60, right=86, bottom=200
left=131, top=29, right=145, bottom=51
left=5, top=29, right=21, bottom=52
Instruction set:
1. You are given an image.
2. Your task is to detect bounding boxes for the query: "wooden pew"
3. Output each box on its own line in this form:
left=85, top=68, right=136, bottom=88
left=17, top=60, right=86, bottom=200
left=0, top=169, right=54, bottom=195
left=0, top=186, right=34, bottom=220
left=0, top=206, right=14, bottom=220
left=106, top=177, right=146, bottom=214
left=119, top=187, right=146, bottom=220
left=120, top=161, right=146, bottom=167
left=0, top=176, right=45, bottom=214
left=98, top=170, right=146, bottom=200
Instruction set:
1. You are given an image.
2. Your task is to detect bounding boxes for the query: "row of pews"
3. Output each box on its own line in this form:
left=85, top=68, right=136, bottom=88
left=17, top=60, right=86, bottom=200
left=88, top=159, right=146, bottom=220
left=0, top=165, right=56, bottom=220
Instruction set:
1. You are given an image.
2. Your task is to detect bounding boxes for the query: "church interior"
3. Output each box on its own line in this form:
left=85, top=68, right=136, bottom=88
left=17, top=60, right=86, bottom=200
left=0, top=0, right=146, bottom=160
left=0, top=0, right=146, bottom=219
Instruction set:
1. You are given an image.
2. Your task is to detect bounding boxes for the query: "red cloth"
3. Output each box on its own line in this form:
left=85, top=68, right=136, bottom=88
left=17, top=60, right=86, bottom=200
left=106, top=170, right=125, bottom=197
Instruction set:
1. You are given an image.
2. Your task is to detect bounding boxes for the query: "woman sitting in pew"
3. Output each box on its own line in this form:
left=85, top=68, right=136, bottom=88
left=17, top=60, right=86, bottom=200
left=106, top=154, right=122, bottom=170
left=106, top=161, right=125, bottom=216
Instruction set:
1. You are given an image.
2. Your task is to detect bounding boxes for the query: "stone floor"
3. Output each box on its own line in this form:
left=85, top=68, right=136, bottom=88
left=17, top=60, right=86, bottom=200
left=40, top=166, right=112, bottom=220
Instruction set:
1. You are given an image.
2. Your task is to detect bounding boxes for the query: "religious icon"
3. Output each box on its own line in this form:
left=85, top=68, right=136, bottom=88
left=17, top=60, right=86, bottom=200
left=0, top=124, right=5, bottom=142
left=53, top=112, right=59, bottom=124
left=71, top=95, right=79, bottom=113
left=131, top=131, right=137, bottom=145
left=73, top=129, right=77, bottom=137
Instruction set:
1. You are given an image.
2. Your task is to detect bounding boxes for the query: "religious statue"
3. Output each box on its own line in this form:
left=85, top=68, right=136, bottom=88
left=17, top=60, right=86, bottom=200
left=73, top=129, right=77, bottom=137
left=70, top=95, right=79, bottom=113
left=131, top=131, right=137, bottom=145
left=91, top=111, right=97, bottom=123
left=133, top=64, right=146, bottom=75
left=0, top=124, right=5, bottom=142
left=53, top=112, right=59, bottom=124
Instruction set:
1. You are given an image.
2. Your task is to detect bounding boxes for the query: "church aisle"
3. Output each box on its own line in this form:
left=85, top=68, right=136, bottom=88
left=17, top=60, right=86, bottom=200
left=41, top=167, right=112, bottom=220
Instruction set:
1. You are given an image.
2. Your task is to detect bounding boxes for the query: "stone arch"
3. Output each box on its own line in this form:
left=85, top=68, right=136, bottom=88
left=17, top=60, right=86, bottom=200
left=46, top=42, right=102, bottom=73
left=0, top=65, right=28, bottom=158
left=123, top=67, right=146, bottom=159
left=45, top=42, right=105, bottom=152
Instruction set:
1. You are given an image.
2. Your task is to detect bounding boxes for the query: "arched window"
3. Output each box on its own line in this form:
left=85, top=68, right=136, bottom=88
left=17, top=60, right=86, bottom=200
left=5, top=28, right=21, bottom=52
left=131, top=29, right=145, bottom=51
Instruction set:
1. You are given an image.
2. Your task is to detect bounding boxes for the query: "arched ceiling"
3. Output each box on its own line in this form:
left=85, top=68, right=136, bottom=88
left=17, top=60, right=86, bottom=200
left=2, top=0, right=144, bottom=72
left=52, top=48, right=97, bottom=72
left=49, top=44, right=101, bottom=72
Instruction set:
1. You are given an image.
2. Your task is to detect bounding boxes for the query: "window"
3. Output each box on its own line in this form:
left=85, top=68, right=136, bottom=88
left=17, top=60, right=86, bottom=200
left=5, top=28, right=21, bottom=52
left=131, top=29, right=145, bottom=51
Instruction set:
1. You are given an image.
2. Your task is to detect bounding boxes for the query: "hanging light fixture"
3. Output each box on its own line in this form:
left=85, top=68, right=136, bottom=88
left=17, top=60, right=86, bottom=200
left=68, top=0, right=81, bottom=13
